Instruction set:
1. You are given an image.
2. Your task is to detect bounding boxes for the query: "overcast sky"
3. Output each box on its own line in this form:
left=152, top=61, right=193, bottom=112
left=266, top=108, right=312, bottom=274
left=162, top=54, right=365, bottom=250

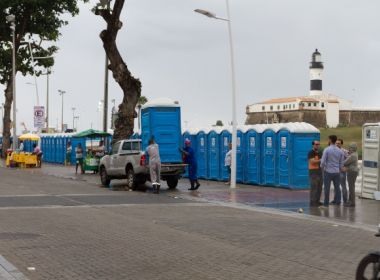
left=3, top=0, right=380, bottom=134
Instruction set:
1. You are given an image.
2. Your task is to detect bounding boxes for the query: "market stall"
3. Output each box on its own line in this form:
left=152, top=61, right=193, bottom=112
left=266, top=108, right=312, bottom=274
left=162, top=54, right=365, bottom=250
left=6, top=133, right=40, bottom=168
left=72, top=129, right=111, bottom=173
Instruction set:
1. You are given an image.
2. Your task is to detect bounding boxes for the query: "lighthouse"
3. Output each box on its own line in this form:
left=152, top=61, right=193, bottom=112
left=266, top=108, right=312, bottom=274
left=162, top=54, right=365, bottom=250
left=309, top=49, right=323, bottom=96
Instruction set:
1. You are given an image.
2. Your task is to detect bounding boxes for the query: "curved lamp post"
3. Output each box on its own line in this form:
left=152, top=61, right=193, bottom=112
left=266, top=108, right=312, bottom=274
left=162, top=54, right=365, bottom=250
left=194, top=2, right=238, bottom=189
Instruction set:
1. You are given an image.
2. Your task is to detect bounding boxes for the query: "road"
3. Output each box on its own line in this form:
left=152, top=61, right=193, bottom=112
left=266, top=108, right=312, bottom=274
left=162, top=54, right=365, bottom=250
left=0, top=164, right=379, bottom=280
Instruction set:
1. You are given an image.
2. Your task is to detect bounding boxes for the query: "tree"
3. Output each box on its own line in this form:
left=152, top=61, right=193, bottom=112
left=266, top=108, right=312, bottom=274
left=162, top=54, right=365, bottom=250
left=94, top=0, right=141, bottom=144
left=0, top=0, right=86, bottom=156
left=215, top=120, right=224, bottom=126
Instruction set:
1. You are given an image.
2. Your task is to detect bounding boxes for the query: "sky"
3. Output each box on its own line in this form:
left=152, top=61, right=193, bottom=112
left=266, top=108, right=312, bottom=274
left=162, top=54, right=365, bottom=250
left=2, top=0, right=380, bottom=134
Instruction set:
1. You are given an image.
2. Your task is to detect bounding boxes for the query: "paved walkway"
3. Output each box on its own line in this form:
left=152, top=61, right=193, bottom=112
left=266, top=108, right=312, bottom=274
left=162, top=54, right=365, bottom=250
left=4, top=161, right=379, bottom=230
left=0, top=161, right=380, bottom=279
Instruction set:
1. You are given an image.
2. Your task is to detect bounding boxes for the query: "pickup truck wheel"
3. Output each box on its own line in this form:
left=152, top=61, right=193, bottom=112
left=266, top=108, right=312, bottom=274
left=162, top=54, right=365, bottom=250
left=99, top=166, right=111, bottom=186
left=167, top=177, right=178, bottom=189
left=126, top=168, right=137, bottom=191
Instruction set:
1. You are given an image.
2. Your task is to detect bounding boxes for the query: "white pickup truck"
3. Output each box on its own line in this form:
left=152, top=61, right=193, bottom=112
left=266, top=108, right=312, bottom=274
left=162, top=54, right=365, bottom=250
left=99, top=139, right=186, bottom=190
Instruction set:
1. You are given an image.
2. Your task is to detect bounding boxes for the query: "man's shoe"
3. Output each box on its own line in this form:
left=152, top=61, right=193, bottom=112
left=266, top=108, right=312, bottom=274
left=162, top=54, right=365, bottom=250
left=194, top=183, right=200, bottom=190
left=188, top=188, right=195, bottom=191
left=344, top=202, right=355, bottom=207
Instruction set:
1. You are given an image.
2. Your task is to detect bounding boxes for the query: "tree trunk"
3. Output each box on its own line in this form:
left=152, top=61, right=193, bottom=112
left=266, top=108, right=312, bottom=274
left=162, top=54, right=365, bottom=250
left=97, top=0, right=141, bottom=144
left=2, top=79, right=14, bottom=157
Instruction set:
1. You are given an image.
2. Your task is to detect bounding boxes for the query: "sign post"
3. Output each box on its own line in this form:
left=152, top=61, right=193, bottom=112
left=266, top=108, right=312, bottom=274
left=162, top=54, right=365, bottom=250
left=34, top=106, right=45, bottom=129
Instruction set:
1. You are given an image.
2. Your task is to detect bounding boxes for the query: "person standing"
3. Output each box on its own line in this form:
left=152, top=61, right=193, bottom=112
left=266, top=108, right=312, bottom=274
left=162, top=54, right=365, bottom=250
left=180, top=138, right=200, bottom=190
left=65, top=141, right=72, bottom=166
left=18, top=140, right=24, bottom=152
left=32, top=143, right=43, bottom=167
left=343, top=143, right=359, bottom=207
left=224, top=143, right=232, bottom=185
left=146, top=138, right=161, bottom=194
left=308, top=140, right=323, bottom=206
left=336, top=138, right=349, bottom=204
left=320, top=135, right=344, bottom=206
left=75, top=143, right=84, bottom=174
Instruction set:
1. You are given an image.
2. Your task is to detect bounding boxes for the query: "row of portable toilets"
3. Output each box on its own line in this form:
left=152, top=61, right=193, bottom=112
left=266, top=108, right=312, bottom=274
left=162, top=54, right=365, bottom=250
left=1, top=122, right=320, bottom=189
left=21, top=134, right=111, bottom=165
left=182, top=123, right=320, bottom=189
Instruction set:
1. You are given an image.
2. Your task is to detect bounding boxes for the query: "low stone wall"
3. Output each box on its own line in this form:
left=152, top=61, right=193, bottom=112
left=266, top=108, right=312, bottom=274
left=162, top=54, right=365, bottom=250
left=245, top=110, right=380, bottom=127
left=245, top=110, right=326, bottom=127
left=340, top=110, right=380, bottom=126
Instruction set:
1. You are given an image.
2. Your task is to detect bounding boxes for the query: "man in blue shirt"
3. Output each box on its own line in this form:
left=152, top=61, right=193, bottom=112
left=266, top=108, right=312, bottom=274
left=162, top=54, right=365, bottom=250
left=180, top=139, right=200, bottom=191
left=320, top=135, right=344, bottom=206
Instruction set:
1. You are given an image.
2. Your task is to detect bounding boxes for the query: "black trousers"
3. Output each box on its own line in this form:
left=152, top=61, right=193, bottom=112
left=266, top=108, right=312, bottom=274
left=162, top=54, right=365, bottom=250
left=309, top=172, right=323, bottom=205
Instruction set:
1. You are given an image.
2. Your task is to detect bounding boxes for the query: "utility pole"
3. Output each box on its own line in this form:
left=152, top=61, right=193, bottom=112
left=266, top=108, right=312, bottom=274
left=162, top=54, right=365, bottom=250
left=58, top=89, right=66, bottom=132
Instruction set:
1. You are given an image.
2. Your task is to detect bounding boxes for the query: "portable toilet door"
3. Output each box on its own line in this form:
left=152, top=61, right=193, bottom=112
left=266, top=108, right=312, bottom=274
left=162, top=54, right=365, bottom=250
left=57, top=136, right=64, bottom=164
left=262, top=128, right=277, bottom=186
left=289, top=123, right=320, bottom=189
left=44, top=135, right=52, bottom=162
left=361, top=123, right=380, bottom=199
left=196, top=130, right=208, bottom=179
left=277, top=129, right=291, bottom=188
left=207, top=128, right=221, bottom=180
left=235, top=129, right=245, bottom=183
left=219, top=129, right=231, bottom=181
left=244, top=127, right=261, bottom=184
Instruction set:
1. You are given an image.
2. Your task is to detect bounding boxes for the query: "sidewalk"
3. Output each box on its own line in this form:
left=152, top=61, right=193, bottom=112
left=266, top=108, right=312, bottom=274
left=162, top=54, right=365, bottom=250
left=4, top=160, right=379, bottom=230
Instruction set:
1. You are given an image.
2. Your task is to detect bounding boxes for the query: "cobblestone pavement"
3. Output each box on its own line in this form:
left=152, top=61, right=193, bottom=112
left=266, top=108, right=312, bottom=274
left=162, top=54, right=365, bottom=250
left=0, top=163, right=379, bottom=279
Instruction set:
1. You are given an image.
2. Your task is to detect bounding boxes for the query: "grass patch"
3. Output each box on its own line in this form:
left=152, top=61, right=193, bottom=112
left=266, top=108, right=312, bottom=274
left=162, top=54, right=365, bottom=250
left=319, top=126, right=362, bottom=158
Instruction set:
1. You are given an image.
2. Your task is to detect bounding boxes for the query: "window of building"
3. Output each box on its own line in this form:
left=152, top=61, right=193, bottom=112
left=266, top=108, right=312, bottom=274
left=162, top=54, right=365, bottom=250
left=283, top=105, right=286, bottom=110
left=308, top=102, right=311, bottom=107
left=314, top=102, right=317, bottom=107
left=277, top=105, right=280, bottom=110
left=270, top=105, right=273, bottom=111
left=262, top=106, right=265, bottom=111
left=321, top=102, right=325, bottom=108
left=293, top=104, right=295, bottom=108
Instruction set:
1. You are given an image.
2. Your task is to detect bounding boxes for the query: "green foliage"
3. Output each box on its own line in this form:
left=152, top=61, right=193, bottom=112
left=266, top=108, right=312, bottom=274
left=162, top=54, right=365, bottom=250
left=319, top=126, right=363, bottom=159
left=215, top=120, right=223, bottom=126
left=0, top=0, right=87, bottom=84
left=138, top=96, right=148, bottom=106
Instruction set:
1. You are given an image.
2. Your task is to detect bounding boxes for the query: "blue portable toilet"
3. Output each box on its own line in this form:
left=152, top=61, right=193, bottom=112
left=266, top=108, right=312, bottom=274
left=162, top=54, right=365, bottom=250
left=277, top=122, right=320, bottom=189
left=207, top=127, right=222, bottom=180
left=261, top=124, right=281, bottom=186
left=42, top=135, right=49, bottom=162
left=236, top=127, right=245, bottom=183
left=242, top=125, right=265, bottom=185
left=219, top=128, right=231, bottom=181
left=196, top=128, right=209, bottom=179
left=52, top=134, right=59, bottom=163
left=56, top=135, right=64, bottom=164
left=141, top=98, right=182, bottom=164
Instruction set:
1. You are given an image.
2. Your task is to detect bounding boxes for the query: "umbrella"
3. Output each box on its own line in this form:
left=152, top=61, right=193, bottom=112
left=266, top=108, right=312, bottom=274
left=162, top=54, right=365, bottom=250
left=72, top=129, right=111, bottom=138
left=18, top=133, right=40, bottom=141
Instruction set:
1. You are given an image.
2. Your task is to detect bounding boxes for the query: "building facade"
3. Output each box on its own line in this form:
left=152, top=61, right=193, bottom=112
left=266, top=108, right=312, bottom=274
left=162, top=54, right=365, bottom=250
left=245, top=49, right=380, bottom=128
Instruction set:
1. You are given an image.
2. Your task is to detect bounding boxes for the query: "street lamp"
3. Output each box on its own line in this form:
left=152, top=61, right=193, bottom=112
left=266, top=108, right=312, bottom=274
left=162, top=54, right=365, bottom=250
left=195, top=2, right=238, bottom=189
left=58, top=89, right=66, bottom=132
left=74, top=116, right=79, bottom=131
left=71, top=107, right=76, bottom=130
left=6, top=14, right=17, bottom=149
